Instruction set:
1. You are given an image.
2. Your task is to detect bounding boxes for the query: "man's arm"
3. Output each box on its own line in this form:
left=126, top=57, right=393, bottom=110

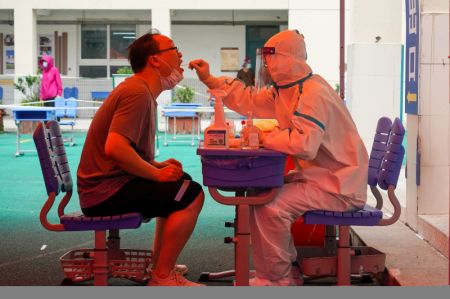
left=264, top=86, right=328, bottom=160
left=105, top=132, right=183, bottom=182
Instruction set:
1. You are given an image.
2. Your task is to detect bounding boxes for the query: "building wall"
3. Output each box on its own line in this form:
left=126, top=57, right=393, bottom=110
left=351, top=0, right=402, bottom=43
left=172, top=24, right=245, bottom=105
left=37, top=25, right=78, bottom=77
left=347, top=43, right=403, bottom=151
left=416, top=6, right=449, bottom=216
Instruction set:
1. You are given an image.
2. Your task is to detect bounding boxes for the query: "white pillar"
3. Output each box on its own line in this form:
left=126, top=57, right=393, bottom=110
left=288, top=0, right=345, bottom=86
left=151, top=8, right=171, bottom=37
left=351, top=0, right=402, bottom=43
left=151, top=8, right=172, bottom=107
left=346, top=0, right=403, bottom=158
left=14, top=8, right=37, bottom=77
left=13, top=8, right=37, bottom=104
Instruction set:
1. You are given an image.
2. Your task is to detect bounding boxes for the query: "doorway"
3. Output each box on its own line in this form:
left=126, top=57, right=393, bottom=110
left=245, top=26, right=280, bottom=70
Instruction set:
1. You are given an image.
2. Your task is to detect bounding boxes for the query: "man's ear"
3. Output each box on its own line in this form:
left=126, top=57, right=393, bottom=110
left=148, top=56, right=161, bottom=68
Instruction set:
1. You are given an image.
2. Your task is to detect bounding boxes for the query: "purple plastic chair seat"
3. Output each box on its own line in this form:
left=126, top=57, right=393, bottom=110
left=303, top=205, right=383, bottom=226
left=60, top=211, right=143, bottom=231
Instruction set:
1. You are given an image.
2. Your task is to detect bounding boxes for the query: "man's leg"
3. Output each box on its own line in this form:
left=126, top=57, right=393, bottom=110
left=152, top=191, right=204, bottom=278
left=151, top=217, right=165, bottom=269
left=250, top=183, right=355, bottom=284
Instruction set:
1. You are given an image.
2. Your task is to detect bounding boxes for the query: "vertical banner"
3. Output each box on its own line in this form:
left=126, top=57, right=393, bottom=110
left=405, top=0, right=420, bottom=115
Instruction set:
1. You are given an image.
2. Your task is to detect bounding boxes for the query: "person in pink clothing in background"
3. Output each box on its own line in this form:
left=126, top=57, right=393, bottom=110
left=39, top=55, right=62, bottom=107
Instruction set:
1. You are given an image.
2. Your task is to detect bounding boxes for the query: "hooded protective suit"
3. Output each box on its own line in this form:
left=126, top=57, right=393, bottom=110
left=199, top=30, right=368, bottom=283
left=38, top=55, right=62, bottom=101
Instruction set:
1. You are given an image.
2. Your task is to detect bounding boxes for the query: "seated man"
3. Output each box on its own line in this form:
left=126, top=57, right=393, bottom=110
left=77, top=30, right=205, bottom=287
left=189, top=29, right=368, bottom=286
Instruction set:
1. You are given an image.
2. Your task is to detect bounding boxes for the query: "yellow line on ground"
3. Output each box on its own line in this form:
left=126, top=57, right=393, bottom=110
left=19, top=139, right=32, bottom=144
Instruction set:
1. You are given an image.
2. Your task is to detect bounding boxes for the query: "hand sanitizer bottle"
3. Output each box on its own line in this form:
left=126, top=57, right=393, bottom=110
left=204, top=89, right=229, bottom=148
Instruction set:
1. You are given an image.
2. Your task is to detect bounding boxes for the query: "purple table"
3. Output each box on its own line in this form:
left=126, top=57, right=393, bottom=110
left=197, top=146, right=286, bottom=286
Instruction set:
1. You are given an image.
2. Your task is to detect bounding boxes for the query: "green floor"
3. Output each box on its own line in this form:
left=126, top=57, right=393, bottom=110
left=0, top=131, right=382, bottom=286
left=0, top=131, right=236, bottom=285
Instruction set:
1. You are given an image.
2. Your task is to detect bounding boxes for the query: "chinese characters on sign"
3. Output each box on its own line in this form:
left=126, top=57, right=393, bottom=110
left=405, top=0, right=419, bottom=115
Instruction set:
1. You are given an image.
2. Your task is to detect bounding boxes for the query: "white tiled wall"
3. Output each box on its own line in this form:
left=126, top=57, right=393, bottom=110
left=420, top=14, right=450, bottom=65
left=347, top=43, right=403, bottom=151
left=418, top=115, right=450, bottom=166
left=416, top=11, right=450, bottom=216
left=418, top=165, right=450, bottom=215
left=419, top=64, right=450, bottom=116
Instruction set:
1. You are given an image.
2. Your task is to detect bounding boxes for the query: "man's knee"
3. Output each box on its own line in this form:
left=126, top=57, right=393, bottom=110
left=186, top=182, right=204, bottom=212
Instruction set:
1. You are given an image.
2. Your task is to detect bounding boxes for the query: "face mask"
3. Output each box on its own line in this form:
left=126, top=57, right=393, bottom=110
left=158, top=59, right=183, bottom=90
left=245, top=64, right=252, bottom=69
left=42, top=61, right=48, bottom=68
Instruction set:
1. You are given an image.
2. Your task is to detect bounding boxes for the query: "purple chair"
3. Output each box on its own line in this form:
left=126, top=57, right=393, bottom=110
left=33, top=121, right=151, bottom=286
left=299, top=117, right=405, bottom=285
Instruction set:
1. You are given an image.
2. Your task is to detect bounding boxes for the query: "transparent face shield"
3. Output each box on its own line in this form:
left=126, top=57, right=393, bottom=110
left=254, top=47, right=275, bottom=89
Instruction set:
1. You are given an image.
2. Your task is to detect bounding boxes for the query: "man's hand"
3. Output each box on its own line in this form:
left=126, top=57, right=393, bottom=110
left=163, top=158, right=182, bottom=168
left=157, top=164, right=183, bottom=182
left=189, top=59, right=210, bottom=82
left=152, top=158, right=183, bottom=169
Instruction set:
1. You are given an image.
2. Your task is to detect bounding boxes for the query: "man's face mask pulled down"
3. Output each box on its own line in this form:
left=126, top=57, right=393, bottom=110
left=151, top=45, right=184, bottom=90
left=157, top=58, right=183, bottom=90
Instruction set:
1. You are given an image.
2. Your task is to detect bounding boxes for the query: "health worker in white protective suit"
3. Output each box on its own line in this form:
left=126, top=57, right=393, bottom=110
left=189, top=29, right=369, bottom=286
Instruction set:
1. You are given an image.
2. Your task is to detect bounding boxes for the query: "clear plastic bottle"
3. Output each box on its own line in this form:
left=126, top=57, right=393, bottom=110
left=240, top=120, right=248, bottom=148
left=246, top=112, right=260, bottom=150
left=226, top=121, right=235, bottom=139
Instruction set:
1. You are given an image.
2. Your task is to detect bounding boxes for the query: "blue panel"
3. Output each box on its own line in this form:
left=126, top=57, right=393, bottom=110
left=13, top=108, right=55, bottom=121
left=405, top=0, right=419, bottom=115
left=91, top=91, right=110, bottom=100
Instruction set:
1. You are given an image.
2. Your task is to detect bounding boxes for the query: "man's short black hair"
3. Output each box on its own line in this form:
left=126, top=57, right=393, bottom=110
left=128, top=29, right=162, bottom=73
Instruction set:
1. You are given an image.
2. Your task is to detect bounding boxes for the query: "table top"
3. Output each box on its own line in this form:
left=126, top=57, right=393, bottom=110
left=162, top=106, right=234, bottom=113
left=197, top=146, right=286, bottom=157
left=12, top=107, right=55, bottom=111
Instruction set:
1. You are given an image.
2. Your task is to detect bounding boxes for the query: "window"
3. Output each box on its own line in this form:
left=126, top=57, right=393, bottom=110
left=79, top=66, right=107, bottom=78
left=79, top=24, right=135, bottom=78
left=110, top=25, right=136, bottom=59
left=81, top=25, right=107, bottom=59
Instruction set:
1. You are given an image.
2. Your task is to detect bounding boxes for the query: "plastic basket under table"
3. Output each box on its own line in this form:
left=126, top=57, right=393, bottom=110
left=60, top=249, right=152, bottom=282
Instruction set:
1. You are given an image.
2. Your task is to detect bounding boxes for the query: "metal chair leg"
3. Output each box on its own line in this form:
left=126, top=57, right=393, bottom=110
left=93, top=230, right=109, bottom=286
left=337, top=225, right=351, bottom=285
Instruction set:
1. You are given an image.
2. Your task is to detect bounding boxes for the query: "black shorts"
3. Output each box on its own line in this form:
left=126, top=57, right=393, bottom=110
left=43, top=98, right=55, bottom=107
left=81, top=172, right=202, bottom=219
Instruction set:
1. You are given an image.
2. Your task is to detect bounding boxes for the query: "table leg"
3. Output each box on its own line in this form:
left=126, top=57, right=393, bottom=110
left=191, top=115, right=195, bottom=146
left=15, top=121, right=23, bottom=157
left=164, top=116, right=168, bottom=146
left=173, top=117, right=177, bottom=140
left=234, top=204, right=250, bottom=286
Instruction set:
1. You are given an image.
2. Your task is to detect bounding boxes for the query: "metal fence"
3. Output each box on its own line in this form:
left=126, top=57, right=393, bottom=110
left=0, top=74, right=238, bottom=119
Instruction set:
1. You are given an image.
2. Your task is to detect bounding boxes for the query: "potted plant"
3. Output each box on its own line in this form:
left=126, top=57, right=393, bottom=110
left=115, top=66, right=133, bottom=75
left=168, top=85, right=199, bottom=134
left=14, top=75, right=42, bottom=134
left=112, top=66, right=133, bottom=88
left=173, top=85, right=195, bottom=104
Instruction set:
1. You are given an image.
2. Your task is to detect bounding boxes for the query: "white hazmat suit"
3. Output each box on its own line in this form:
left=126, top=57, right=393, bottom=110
left=190, top=29, right=369, bottom=285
